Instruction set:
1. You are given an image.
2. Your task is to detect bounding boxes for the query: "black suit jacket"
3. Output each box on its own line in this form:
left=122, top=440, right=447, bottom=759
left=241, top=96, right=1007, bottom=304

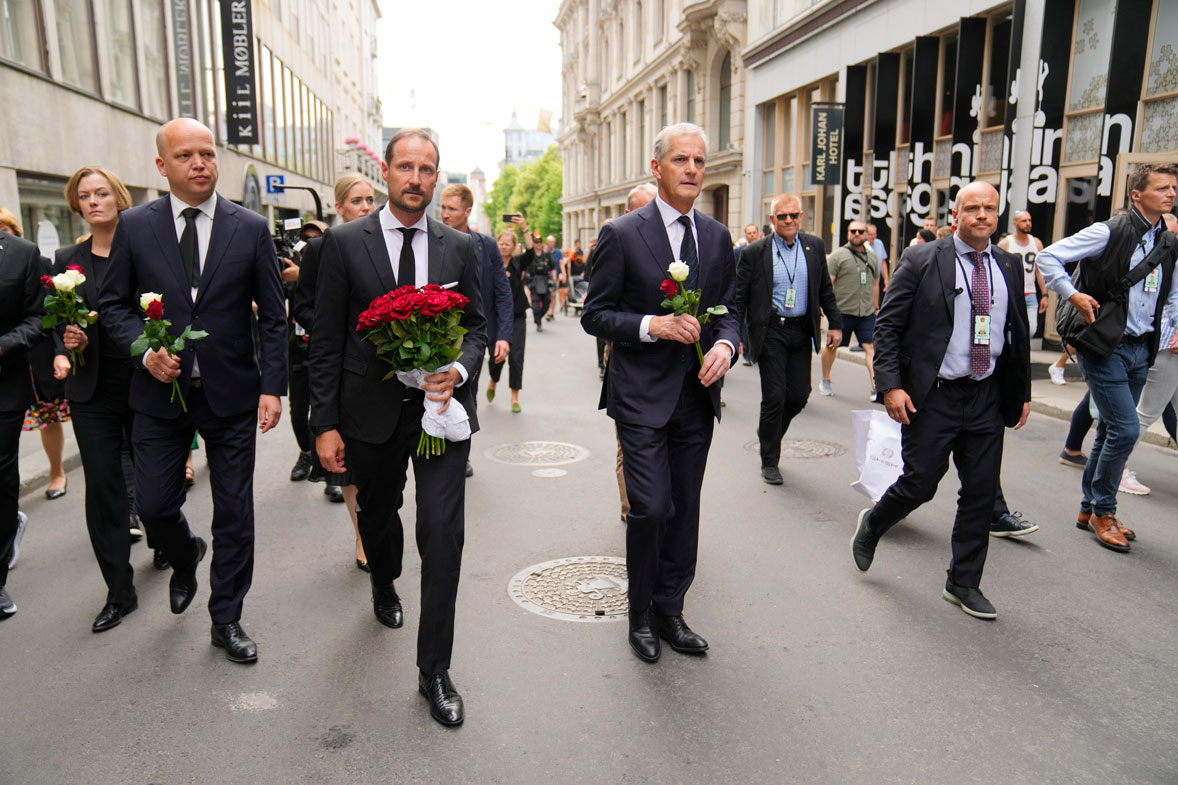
left=97, top=194, right=288, bottom=419
left=291, top=235, right=323, bottom=333
left=0, top=231, right=47, bottom=412
left=52, top=240, right=119, bottom=404
left=735, top=231, right=842, bottom=362
left=873, top=236, right=1031, bottom=427
left=581, top=199, right=739, bottom=427
left=307, top=212, right=487, bottom=445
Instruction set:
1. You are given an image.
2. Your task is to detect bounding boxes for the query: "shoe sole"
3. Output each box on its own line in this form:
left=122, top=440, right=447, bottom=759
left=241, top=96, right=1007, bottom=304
left=1117, top=487, right=1150, bottom=496
left=1087, top=522, right=1131, bottom=552
left=417, top=685, right=464, bottom=726
left=941, top=589, right=997, bottom=619
left=761, top=474, right=784, bottom=485
left=989, top=524, right=1040, bottom=538
left=851, top=509, right=874, bottom=573
left=1057, top=458, right=1085, bottom=468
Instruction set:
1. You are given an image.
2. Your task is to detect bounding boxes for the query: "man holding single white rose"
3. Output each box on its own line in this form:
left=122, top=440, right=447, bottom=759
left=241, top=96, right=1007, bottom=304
left=582, top=122, right=739, bottom=663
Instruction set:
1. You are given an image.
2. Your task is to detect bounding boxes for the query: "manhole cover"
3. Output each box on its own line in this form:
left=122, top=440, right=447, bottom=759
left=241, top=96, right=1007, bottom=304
left=532, top=468, right=568, bottom=478
left=508, top=557, right=629, bottom=622
left=743, top=439, right=846, bottom=459
left=486, top=441, right=589, bottom=466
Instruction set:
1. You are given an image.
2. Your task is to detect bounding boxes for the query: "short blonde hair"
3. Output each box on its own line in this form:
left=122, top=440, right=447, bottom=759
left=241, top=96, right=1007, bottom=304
left=935, top=225, right=954, bottom=239
left=442, top=183, right=474, bottom=209
left=65, top=167, right=133, bottom=214
left=0, top=206, right=21, bottom=236
left=333, top=173, right=373, bottom=207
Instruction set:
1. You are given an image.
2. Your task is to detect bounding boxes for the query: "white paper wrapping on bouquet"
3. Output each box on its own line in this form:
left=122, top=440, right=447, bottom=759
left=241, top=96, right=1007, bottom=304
left=850, top=409, right=903, bottom=502
left=395, top=364, right=472, bottom=443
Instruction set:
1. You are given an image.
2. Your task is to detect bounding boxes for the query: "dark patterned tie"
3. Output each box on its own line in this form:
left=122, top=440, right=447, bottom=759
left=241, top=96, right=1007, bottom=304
left=397, top=227, right=417, bottom=287
left=969, top=251, right=990, bottom=377
left=180, top=207, right=201, bottom=289
left=677, top=215, right=699, bottom=290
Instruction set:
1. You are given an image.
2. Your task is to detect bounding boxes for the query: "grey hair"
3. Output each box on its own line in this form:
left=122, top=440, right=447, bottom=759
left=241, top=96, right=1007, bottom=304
left=652, top=122, right=709, bottom=162
left=626, top=183, right=658, bottom=211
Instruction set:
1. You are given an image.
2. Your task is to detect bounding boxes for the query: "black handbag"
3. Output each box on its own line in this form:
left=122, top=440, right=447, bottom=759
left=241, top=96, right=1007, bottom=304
left=1056, top=231, right=1176, bottom=358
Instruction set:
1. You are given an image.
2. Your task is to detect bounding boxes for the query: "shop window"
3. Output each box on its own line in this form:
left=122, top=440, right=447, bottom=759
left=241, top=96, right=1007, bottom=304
left=659, top=84, right=668, bottom=129
left=719, top=52, right=732, bottom=149
left=686, top=70, right=696, bottom=124
left=1, top=0, right=46, bottom=70
left=638, top=100, right=646, bottom=168
left=261, top=46, right=276, bottom=163
left=103, top=0, right=139, bottom=109
left=140, top=0, right=168, bottom=119
left=985, top=16, right=1011, bottom=128
left=55, top=0, right=98, bottom=92
left=899, top=49, right=914, bottom=144
left=1068, top=0, right=1115, bottom=112
left=1140, top=0, right=1178, bottom=154
left=634, top=1, right=642, bottom=63
left=939, top=36, right=957, bottom=137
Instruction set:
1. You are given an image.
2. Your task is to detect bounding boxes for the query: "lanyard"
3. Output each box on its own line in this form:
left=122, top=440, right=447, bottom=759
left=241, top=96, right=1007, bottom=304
left=956, top=255, right=995, bottom=310
left=776, top=238, right=800, bottom=285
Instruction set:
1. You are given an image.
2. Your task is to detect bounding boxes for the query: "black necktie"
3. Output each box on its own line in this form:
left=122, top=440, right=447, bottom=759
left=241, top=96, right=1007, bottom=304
left=677, top=215, right=699, bottom=289
left=180, top=207, right=201, bottom=289
left=398, top=227, right=417, bottom=287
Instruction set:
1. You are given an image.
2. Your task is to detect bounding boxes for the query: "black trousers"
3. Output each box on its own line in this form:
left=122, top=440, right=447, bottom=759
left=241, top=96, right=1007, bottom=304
left=71, top=373, right=136, bottom=606
left=132, top=386, right=257, bottom=624
left=757, top=321, right=814, bottom=467
left=488, top=314, right=526, bottom=390
left=870, top=377, right=1005, bottom=588
left=531, top=291, right=550, bottom=325
left=616, top=373, right=714, bottom=616
left=0, top=409, right=25, bottom=588
left=288, top=353, right=312, bottom=453
left=347, top=394, right=469, bottom=675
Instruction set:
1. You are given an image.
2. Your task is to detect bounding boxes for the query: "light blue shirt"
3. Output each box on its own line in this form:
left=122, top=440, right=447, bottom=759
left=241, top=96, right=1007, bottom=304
left=772, top=233, right=808, bottom=317
left=1036, top=215, right=1178, bottom=337
left=870, top=238, right=888, bottom=265
left=938, top=234, right=1009, bottom=380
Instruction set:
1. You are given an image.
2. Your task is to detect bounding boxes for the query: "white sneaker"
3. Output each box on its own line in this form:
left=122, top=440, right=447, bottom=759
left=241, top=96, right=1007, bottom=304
left=818, top=379, right=833, bottom=396
left=1118, top=467, right=1151, bottom=496
left=1049, top=364, right=1067, bottom=385
left=7, top=511, right=27, bottom=569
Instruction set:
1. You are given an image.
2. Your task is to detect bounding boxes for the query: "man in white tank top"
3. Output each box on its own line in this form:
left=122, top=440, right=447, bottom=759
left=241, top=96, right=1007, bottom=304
left=998, top=209, right=1047, bottom=343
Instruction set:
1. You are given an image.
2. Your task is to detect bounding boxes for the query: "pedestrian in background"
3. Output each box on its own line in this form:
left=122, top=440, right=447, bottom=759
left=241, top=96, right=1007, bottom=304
left=525, top=231, right=556, bottom=331
left=486, top=223, right=530, bottom=414
left=819, top=219, right=879, bottom=401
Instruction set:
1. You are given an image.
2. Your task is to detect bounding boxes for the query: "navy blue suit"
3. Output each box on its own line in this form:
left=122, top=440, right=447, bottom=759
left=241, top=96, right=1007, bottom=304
left=581, top=199, right=738, bottom=615
left=98, top=194, right=287, bottom=624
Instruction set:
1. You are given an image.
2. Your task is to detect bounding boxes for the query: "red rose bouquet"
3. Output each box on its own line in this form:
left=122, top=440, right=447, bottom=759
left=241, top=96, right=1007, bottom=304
left=41, top=264, right=99, bottom=374
left=129, top=293, right=209, bottom=412
left=357, top=284, right=471, bottom=456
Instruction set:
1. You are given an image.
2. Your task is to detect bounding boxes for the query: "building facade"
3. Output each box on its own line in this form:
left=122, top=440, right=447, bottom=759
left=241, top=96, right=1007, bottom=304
left=502, top=110, right=558, bottom=169
left=555, top=0, right=748, bottom=247
left=741, top=0, right=1178, bottom=262
left=0, top=0, right=383, bottom=256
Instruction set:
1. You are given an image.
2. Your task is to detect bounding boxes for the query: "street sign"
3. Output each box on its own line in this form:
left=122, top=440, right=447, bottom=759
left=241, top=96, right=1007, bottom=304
left=266, top=175, right=284, bottom=194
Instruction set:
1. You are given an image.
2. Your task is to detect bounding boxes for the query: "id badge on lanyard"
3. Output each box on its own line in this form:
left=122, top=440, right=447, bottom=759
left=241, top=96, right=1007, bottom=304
left=1145, top=267, right=1161, bottom=293
left=785, top=288, right=797, bottom=308
left=974, top=315, right=991, bottom=346
left=860, top=270, right=868, bottom=285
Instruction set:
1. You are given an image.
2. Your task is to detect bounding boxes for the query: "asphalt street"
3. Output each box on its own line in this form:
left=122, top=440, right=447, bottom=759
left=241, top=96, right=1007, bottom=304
left=2, top=311, right=1176, bottom=785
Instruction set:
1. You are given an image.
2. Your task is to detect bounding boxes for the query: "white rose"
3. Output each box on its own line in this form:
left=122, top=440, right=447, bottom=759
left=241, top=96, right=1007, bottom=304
left=51, top=273, right=76, bottom=293
left=64, top=269, right=86, bottom=287
left=140, top=292, right=163, bottom=311
left=668, top=261, right=690, bottom=282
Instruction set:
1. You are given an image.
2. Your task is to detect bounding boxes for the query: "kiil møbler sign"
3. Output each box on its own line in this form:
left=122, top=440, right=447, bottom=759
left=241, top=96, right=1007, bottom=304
left=811, top=103, right=844, bottom=186
left=221, top=0, right=259, bottom=145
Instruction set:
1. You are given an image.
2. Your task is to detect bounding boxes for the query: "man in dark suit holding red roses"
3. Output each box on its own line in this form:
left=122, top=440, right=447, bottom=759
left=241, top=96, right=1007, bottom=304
left=581, top=122, right=739, bottom=664
left=308, top=128, right=485, bottom=726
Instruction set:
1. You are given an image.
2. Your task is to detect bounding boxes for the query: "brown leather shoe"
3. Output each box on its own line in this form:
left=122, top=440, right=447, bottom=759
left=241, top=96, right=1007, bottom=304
left=1089, top=513, right=1130, bottom=552
left=1077, top=510, right=1134, bottom=540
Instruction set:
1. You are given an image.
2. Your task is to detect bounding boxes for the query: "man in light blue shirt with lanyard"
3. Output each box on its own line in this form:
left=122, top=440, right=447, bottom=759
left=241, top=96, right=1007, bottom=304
left=1036, top=164, right=1178, bottom=553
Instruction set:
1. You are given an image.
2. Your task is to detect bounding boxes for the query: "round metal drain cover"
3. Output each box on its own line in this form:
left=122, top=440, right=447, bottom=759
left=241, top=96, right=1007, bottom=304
left=743, top=438, right=847, bottom=459
left=508, top=557, right=629, bottom=622
left=486, top=441, right=589, bottom=466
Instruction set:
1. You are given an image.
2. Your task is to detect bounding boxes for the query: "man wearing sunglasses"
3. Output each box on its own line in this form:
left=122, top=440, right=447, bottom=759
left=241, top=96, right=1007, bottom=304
left=735, top=194, right=842, bottom=485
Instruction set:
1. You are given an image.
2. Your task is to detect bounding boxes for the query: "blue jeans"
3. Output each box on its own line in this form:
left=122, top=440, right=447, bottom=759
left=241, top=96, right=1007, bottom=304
left=1077, top=343, right=1151, bottom=515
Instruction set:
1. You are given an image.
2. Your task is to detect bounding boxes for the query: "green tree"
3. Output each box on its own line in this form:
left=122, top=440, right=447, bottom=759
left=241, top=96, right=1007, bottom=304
left=484, top=146, right=563, bottom=242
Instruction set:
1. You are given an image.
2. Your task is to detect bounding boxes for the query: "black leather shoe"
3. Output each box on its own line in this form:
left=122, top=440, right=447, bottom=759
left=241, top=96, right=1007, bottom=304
left=289, top=451, right=313, bottom=482
left=152, top=549, right=170, bottom=571
left=211, top=621, right=258, bottom=663
left=92, top=596, right=137, bottom=633
left=372, top=582, right=403, bottom=628
left=324, top=484, right=345, bottom=503
left=627, top=605, right=661, bottom=662
left=655, top=613, right=708, bottom=653
left=464, top=460, right=474, bottom=478
left=851, top=508, right=880, bottom=573
left=761, top=465, right=784, bottom=485
left=169, top=537, right=207, bottom=614
left=419, top=670, right=464, bottom=726
left=307, top=461, right=327, bottom=483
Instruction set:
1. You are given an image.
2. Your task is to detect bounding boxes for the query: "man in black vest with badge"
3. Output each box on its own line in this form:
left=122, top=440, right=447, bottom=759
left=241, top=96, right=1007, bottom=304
left=851, top=181, right=1031, bottom=620
left=1036, top=164, right=1178, bottom=553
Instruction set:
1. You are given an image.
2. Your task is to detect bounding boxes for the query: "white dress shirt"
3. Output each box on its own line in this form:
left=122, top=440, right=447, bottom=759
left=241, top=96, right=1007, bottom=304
left=378, top=205, right=467, bottom=384
left=165, top=192, right=217, bottom=378
left=938, top=233, right=1009, bottom=380
left=639, top=195, right=735, bottom=357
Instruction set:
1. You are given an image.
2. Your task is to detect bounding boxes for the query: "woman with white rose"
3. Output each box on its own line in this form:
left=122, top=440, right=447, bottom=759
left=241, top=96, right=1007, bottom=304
left=52, top=166, right=148, bottom=632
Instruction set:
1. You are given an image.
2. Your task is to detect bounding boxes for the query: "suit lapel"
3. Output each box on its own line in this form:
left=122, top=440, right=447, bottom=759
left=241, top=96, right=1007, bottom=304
left=362, top=212, right=397, bottom=292
left=148, top=197, right=193, bottom=302
left=636, top=200, right=676, bottom=279
left=195, top=196, right=238, bottom=305
left=935, top=239, right=958, bottom=321
left=74, top=240, right=96, bottom=305
left=426, top=218, right=444, bottom=284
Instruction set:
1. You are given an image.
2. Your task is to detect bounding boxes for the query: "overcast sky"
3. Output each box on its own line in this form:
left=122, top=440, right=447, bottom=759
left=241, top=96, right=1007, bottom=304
left=376, top=0, right=564, bottom=182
